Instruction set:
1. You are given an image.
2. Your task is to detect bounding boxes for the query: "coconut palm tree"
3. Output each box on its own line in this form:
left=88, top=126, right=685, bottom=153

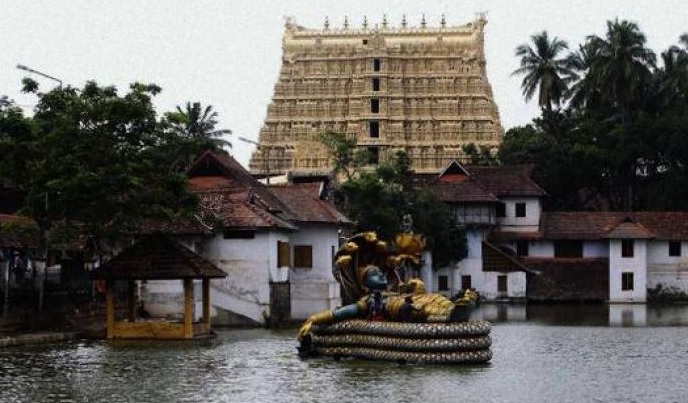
left=162, top=102, right=232, bottom=171
left=512, top=31, right=574, bottom=112
left=585, top=19, right=656, bottom=126
left=565, top=41, right=603, bottom=110
left=655, top=34, right=688, bottom=108
left=165, top=101, right=232, bottom=151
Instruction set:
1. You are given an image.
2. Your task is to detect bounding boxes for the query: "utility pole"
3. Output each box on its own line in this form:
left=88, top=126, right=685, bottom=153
left=239, top=136, right=271, bottom=184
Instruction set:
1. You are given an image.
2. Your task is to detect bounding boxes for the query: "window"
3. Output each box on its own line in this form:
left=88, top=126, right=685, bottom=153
left=516, top=241, right=529, bottom=257
left=461, top=275, right=472, bottom=291
left=368, top=120, right=379, bottom=138
left=496, top=203, right=506, bottom=218
left=497, top=275, right=508, bottom=293
left=621, top=272, right=634, bottom=291
left=367, top=147, right=379, bottom=164
left=372, top=78, right=380, bottom=91
left=669, top=241, right=682, bottom=257
left=373, top=58, right=381, bottom=71
left=554, top=240, right=583, bottom=258
left=515, top=202, right=526, bottom=218
left=370, top=99, right=380, bottom=113
left=277, top=241, right=290, bottom=268
left=362, top=39, right=368, bottom=45
left=438, top=275, right=449, bottom=291
left=293, top=245, right=313, bottom=268
left=621, top=239, right=634, bottom=258
left=223, top=229, right=255, bottom=239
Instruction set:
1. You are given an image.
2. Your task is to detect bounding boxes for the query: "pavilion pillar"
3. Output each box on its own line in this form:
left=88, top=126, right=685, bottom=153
left=202, top=278, right=210, bottom=325
left=106, top=280, right=115, bottom=339
left=127, top=280, right=136, bottom=322
left=183, top=279, right=193, bottom=339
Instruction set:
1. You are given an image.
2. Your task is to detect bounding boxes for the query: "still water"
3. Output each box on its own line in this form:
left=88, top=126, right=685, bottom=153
left=1, top=304, right=687, bottom=403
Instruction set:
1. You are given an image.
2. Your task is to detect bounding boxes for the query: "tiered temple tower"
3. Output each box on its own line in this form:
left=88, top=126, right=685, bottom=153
left=249, top=14, right=504, bottom=176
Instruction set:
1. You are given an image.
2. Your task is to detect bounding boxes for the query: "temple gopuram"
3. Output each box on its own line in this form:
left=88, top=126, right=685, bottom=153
left=249, top=14, right=504, bottom=177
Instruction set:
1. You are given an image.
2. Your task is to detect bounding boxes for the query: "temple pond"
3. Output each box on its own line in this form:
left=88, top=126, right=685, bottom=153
left=1, top=303, right=687, bottom=403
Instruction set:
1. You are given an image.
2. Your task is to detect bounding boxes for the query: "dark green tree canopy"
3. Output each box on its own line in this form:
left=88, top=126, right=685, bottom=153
left=0, top=80, right=204, bottom=245
left=506, top=19, right=688, bottom=211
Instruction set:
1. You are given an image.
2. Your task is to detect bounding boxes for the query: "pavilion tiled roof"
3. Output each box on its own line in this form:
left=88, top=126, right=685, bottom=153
left=90, top=234, right=227, bottom=280
left=268, top=182, right=351, bottom=225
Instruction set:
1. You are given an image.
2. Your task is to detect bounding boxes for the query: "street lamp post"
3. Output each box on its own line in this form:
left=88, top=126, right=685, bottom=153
left=238, top=136, right=271, bottom=184
left=16, top=64, right=63, bottom=87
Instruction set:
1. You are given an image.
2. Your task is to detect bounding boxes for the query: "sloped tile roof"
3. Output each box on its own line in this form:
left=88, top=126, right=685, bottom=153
left=603, top=219, right=654, bottom=239
left=268, top=182, right=351, bottom=225
left=540, top=212, right=688, bottom=240
left=482, top=240, right=529, bottom=272
left=426, top=179, right=499, bottom=203
left=90, top=234, right=226, bottom=280
left=187, top=151, right=301, bottom=231
left=468, top=164, right=546, bottom=197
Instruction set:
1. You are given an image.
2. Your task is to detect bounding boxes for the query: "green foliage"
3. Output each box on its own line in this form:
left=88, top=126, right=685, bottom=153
left=334, top=150, right=467, bottom=268
left=507, top=20, right=688, bottom=211
left=319, top=131, right=359, bottom=180
left=0, top=80, right=202, bottom=248
left=162, top=101, right=232, bottom=171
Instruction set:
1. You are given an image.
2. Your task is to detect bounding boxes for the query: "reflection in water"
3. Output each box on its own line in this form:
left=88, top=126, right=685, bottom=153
left=2, top=306, right=688, bottom=403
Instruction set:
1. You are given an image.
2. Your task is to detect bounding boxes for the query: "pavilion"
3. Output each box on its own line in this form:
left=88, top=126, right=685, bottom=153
left=89, top=234, right=226, bottom=339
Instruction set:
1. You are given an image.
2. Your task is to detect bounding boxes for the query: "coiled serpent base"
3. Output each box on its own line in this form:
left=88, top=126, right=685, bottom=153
left=299, top=319, right=492, bottom=364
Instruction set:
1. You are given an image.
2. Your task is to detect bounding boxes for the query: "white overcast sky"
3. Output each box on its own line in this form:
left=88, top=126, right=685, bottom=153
left=2, top=0, right=686, bottom=167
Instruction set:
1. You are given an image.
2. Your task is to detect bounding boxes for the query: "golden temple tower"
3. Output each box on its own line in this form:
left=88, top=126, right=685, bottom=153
left=249, top=14, right=504, bottom=177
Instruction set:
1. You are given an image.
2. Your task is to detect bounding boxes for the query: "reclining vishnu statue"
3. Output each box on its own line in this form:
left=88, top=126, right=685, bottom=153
left=297, top=230, right=491, bottom=364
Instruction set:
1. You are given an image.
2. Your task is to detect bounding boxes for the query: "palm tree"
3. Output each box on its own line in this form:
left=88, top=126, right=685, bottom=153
left=512, top=31, right=574, bottom=112
left=565, top=41, right=603, bottom=110
left=656, top=33, right=688, bottom=108
left=165, top=101, right=232, bottom=151
left=585, top=19, right=656, bottom=126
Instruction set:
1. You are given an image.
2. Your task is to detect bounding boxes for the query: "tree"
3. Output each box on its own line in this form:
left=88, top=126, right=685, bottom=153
left=319, top=131, right=370, bottom=180
left=512, top=31, right=574, bottom=111
left=333, top=150, right=467, bottom=268
left=162, top=101, right=232, bottom=170
left=0, top=80, right=198, bottom=308
left=585, top=19, right=656, bottom=126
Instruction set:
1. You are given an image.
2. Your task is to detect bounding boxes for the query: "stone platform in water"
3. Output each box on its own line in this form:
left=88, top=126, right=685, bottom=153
left=299, top=319, right=492, bottom=364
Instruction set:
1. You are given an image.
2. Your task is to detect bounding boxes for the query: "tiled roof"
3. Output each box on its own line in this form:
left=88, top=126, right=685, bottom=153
left=187, top=151, right=300, bottom=231
left=482, top=240, right=529, bottom=272
left=426, top=179, right=499, bottom=203
left=268, top=182, right=351, bottom=225
left=468, top=165, right=546, bottom=197
left=541, top=212, right=688, bottom=240
left=90, top=234, right=227, bottom=280
left=603, top=219, right=654, bottom=239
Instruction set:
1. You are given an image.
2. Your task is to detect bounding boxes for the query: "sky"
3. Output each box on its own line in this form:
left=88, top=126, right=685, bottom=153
left=2, top=1, right=687, bottom=168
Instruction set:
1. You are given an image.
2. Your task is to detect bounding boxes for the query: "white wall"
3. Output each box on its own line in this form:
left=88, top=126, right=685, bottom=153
left=529, top=241, right=553, bottom=257
left=288, top=224, right=341, bottom=320
left=497, top=197, right=541, bottom=231
left=609, top=239, right=647, bottom=303
left=203, top=230, right=289, bottom=324
left=480, top=271, right=527, bottom=300
left=646, top=240, right=688, bottom=292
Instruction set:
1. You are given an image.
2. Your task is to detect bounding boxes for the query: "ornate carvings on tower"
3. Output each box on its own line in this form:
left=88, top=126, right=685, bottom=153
left=249, top=15, right=504, bottom=176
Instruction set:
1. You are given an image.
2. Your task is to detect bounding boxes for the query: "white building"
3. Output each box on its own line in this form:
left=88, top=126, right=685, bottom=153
left=143, top=151, right=350, bottom=326
left=427, top=161, right=688, bottom=304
